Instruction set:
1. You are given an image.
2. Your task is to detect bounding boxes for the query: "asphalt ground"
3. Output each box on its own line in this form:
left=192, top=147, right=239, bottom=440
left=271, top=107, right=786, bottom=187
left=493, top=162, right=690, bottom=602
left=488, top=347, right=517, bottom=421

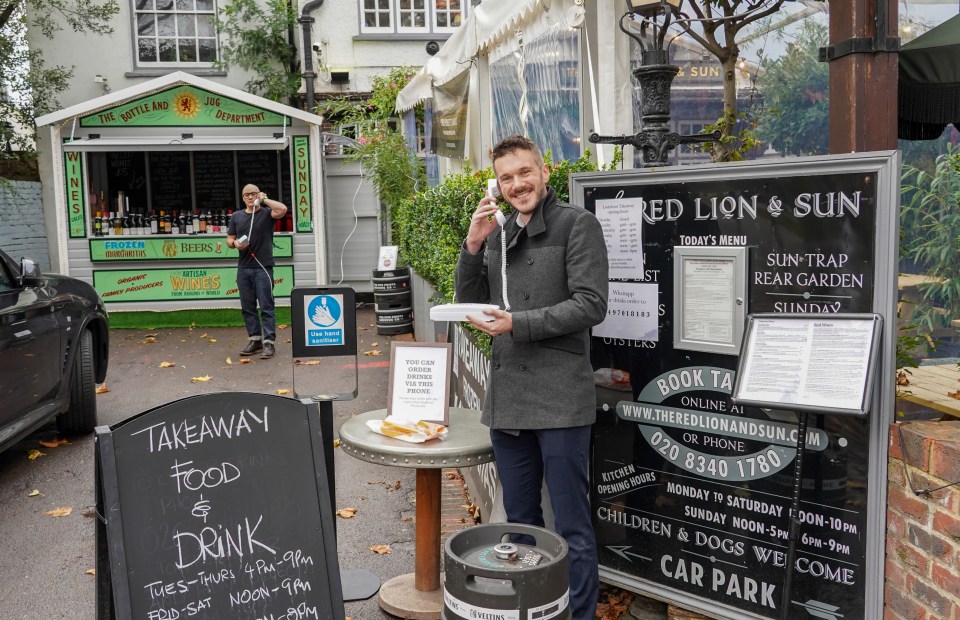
left=0, top=307, right=462, bottom=619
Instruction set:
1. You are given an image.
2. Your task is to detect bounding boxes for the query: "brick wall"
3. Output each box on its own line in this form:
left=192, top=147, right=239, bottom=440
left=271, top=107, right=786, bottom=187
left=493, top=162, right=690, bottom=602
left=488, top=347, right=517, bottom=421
left=886, top=421, right=960, bottom=620
left=0, top=180, right=51, bottom=269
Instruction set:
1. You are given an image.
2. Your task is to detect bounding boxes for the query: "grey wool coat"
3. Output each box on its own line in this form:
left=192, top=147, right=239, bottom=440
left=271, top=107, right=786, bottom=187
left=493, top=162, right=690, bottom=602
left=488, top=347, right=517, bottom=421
left=455, top=187, right=609, bottom=430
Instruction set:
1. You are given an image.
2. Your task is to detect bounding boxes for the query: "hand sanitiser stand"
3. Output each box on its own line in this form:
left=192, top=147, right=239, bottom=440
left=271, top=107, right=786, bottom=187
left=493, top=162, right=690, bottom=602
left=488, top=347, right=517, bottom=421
left=290, top=287, right=380, bottom=602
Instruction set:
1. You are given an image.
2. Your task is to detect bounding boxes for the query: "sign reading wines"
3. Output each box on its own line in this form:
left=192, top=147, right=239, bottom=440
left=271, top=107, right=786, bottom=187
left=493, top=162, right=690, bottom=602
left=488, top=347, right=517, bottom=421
left=95, top=393, right=344, bottom=619
left=574, top=153, right=898, bottom=620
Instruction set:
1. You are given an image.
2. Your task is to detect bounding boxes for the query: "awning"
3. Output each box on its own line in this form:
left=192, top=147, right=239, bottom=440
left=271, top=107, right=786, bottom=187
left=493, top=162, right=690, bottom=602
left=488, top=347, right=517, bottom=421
left=898, top=13, right=960, bottom=140
left=395, top=0, right=548, bottom=112
left=61, top=136, right=290, bottom=151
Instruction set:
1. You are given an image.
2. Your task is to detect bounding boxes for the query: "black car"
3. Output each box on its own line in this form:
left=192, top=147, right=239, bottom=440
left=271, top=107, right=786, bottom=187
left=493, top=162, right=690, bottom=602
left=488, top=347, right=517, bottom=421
left=0, top=249, right=109, bottom=453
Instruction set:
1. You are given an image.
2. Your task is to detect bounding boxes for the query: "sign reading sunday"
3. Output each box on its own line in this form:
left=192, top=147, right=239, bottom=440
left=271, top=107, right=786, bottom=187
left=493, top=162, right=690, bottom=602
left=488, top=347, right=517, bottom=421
left=577, top=153, right=898, bottom=620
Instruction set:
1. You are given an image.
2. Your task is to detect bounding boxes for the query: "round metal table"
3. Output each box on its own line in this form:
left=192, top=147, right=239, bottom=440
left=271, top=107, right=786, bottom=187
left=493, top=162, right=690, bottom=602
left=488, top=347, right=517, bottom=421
left=338, top=408, right=493, bottom=620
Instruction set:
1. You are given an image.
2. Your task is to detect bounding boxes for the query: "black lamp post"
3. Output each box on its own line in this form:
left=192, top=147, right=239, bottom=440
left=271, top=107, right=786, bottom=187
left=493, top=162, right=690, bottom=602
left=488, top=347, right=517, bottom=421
left=589, top=0, right=719, bottom=167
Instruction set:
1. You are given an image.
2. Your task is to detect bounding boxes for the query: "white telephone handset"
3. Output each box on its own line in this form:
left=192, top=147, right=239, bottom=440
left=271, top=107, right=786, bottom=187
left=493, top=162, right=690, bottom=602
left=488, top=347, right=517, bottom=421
left=487, top=178, right=510, bottom=310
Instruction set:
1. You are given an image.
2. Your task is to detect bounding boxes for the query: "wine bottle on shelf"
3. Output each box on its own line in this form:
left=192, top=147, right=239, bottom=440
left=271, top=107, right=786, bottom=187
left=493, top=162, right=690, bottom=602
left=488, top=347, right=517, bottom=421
left=171, top=210, right=180, bottom=235
left=189, top=211, right=198, bottom=235
left=149, top=211, right=158, bottom=235
left=93, top=212, right=101, bottom=237
left=121, top=212, right=131, bottom=236
left=158, top=210, right=166, bottom=234
left=198, top=211, right=207, bottom=234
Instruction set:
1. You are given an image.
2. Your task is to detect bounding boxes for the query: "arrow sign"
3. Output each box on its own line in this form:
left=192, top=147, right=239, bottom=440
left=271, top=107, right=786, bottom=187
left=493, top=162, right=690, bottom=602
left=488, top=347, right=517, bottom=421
left=793, top=599, right=843, bottom=620
left=606, top=545, right=652, bottom=563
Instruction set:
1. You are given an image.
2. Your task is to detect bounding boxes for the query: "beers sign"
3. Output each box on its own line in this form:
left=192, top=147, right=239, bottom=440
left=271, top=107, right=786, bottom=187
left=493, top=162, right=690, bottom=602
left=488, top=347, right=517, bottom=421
left=89, top=237, right=293, bottom=261
left=576, top=153, right=898, bottom=620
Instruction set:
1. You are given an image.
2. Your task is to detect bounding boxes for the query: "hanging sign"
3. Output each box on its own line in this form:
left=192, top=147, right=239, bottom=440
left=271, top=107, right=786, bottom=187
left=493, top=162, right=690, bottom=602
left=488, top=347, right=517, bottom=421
left=64, top=151, right=87, bottom=238
left=293, top=136, right=313, bottom=232
left=79, top=86, right=286, bottom=127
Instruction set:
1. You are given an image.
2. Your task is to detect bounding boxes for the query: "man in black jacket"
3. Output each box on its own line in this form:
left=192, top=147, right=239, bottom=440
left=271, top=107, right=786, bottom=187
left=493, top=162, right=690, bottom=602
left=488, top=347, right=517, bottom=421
left=456, top=135, right=609, bottom=620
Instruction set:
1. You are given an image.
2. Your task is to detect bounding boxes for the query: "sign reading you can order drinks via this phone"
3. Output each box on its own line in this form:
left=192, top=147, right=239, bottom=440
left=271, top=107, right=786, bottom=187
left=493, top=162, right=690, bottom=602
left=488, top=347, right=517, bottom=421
left=571, top=152, right=899, bottom=620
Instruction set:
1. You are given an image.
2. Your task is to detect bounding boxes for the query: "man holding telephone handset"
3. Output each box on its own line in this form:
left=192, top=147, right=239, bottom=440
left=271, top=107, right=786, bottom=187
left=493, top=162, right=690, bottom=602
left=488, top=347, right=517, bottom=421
left=227, top=184, right=288, bottom=359
left=456, top=135, right=608, bottom=619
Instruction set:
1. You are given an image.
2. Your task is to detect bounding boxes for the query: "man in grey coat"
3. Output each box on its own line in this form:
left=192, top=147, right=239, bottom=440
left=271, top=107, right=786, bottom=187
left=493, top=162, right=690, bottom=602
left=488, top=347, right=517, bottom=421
left=456, top=135, right=609, bottom=620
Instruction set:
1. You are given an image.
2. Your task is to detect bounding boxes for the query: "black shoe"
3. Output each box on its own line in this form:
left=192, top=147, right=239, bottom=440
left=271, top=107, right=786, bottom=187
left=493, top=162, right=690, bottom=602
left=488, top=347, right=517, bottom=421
left=240, top=340, right=263, bottom=356
left=260, top=343, right=275, bottom=359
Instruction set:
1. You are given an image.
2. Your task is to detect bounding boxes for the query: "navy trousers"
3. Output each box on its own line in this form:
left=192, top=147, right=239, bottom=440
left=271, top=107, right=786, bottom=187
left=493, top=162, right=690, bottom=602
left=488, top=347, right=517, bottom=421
left=490, top=426, right=598, bottom=620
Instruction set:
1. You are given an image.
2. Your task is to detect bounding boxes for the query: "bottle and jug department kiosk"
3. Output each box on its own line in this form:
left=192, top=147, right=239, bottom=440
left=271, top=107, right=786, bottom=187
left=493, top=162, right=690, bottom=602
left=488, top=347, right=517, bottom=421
left=35, top=72, right=327, bottom=310
left=559, top=151, right=897, bottom=620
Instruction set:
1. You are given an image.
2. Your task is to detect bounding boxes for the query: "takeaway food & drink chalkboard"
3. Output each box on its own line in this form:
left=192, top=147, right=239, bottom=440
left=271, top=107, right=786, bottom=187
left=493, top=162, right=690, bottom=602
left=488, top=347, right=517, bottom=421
left=95, top=392, right=344, bottom=619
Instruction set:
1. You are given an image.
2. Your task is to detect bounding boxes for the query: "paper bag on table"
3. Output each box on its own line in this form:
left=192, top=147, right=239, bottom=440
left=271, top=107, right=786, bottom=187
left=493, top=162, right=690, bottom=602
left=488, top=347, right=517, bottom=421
left=366, top=415, right=448, bottom=443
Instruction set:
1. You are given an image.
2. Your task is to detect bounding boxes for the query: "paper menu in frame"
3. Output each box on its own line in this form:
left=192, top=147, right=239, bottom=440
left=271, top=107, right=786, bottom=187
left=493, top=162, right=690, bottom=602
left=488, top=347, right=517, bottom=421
left=595, top=197, right=644, bottom=279
left=732, top=313, right=882, bottom=416
left=387, top=342, right=452, bottom=424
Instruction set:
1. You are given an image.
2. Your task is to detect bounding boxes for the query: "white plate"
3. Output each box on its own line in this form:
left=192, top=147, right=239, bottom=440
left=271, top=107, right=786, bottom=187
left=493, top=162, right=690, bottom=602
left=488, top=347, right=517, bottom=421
left=429, top=303, right=499, bottom=322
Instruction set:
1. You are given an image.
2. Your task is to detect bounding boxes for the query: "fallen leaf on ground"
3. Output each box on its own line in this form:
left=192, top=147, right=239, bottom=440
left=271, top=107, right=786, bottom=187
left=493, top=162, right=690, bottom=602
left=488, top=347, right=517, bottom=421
left=295, top=359, right=322, bottom=365
left=371, top=342, right=379, bottom=347
left=336, top=507, right=357, bottom=519
left=949, top=390, right=960, bottom=400
left=39, top=439, right=69, bottom=448
left=142, top=336, right=157, bottom=344
left=96, top=384, right=109, bottom=394
left=191, top=375, right=213, bottom=383
left=44, top=507, right=73, bottom=518
left=333, top=439, right=341, bottom=448
left=208, top=338, right=217, bottom=343
left=402, top=517, right=413, bottom=522
left=369, top=545, right=391, bottom=555
left=159, top=361, right=176, bottom=368
left=363, top=350, right=383, bottom=357
left=200, top=333, right=208, bottom=339
left=85, top=569, right=96, bottom=576
left=28, top=490, right=41, bottom=497
left=27, top=449, right=45, bottom=460
left=226, top=357, right=234, bottom=365
left=278, top=324, right=289, bottom=330
left=238, top=359, right=253, bottom=365
left=276, top=388, right=292, bottom=395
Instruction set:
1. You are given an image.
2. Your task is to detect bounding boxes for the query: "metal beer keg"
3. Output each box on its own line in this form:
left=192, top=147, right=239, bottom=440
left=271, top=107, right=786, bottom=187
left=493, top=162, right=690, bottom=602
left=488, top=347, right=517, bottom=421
left=443, top=523, right=570, bottom=620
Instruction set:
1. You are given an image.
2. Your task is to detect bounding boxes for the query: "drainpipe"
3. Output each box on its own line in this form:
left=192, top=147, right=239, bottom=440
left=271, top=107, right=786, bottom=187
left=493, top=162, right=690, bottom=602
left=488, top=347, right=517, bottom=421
left=287, top=0, right=298, bottom=108
left=299, top=0, right=325, bottom=113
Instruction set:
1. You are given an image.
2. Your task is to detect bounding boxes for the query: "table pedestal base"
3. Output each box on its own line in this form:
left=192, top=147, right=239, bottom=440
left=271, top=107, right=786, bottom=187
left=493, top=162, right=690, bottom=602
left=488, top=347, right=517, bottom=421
left=341, top=568, right=380, bottom=601
left=378, top=573, right=443, bottom=619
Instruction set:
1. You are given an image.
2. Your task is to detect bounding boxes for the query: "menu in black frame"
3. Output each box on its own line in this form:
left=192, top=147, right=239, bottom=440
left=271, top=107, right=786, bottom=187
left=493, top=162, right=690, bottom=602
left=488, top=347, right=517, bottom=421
left=732, top=313, right=882, bottom=417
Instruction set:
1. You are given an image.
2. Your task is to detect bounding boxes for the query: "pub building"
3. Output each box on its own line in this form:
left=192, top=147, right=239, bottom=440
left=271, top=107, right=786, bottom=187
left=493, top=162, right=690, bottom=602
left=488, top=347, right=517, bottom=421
left=35, top=72, right=327, bottom=310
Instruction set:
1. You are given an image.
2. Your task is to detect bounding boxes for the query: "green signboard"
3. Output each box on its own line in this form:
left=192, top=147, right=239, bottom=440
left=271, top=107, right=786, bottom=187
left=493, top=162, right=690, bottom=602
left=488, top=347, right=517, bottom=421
left=79, top=86, right=285, bottom=127
left=94, top=265, right=295, bottom=302
left=64, top=151, right=87, bottom=238
left=89, top=236, right=293, bottom=261
left=293, top=136, right=312, bottom=232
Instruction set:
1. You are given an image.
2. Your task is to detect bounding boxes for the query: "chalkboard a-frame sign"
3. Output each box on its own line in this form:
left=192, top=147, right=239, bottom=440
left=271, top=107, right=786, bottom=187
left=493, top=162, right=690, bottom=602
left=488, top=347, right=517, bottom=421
left=94, top=392, right=345, bottom=620
left=572, top=151, right=899, bottom=620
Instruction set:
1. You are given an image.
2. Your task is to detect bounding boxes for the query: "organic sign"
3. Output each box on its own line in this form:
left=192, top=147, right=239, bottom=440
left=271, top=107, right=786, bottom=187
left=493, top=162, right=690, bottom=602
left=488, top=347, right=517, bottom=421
left=95, top=393, right=344, bottom=620
left=580, top=154, right=898, bottom=620
left=94, top=265, right=294, bottom=302
left=80, top=87, right=286, bottom=127
left=89, top=236, right=293, bottom=261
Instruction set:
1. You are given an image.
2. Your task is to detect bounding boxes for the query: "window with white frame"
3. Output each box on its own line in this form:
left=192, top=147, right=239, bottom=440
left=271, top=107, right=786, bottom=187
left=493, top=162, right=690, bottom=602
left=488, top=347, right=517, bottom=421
left=135, top=0, right=218, bottom=65
left=360, top=0, right=464, bottom=35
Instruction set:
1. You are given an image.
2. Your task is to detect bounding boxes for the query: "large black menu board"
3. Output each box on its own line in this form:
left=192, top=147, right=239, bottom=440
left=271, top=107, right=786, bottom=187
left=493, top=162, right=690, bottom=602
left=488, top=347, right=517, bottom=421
left=95, top=392, right=344, bottom=619
left=149, top=152, right=191, bottom=214
left=106, top=151, right=148, bottom=212
left=194, top=151, right=237, bottom=213
left=576, top=153, right=898, bottom=620
left=237, top=150, right=279, bottom=200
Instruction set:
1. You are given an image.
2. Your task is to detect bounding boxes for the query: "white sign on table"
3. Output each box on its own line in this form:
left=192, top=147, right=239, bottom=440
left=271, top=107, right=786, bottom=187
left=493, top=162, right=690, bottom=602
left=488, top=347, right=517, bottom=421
left=388, top=342, right=452, bottom=424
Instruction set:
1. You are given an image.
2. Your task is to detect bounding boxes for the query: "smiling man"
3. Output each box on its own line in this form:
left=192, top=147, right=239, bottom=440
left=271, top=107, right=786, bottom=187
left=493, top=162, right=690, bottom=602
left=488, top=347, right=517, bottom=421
left=456, top=134, right=609, bottom=620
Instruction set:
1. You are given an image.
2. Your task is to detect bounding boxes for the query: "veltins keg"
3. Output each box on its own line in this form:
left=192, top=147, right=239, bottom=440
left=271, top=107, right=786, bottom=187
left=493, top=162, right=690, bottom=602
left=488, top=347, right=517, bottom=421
left=443, top=523, right=570, bottom=620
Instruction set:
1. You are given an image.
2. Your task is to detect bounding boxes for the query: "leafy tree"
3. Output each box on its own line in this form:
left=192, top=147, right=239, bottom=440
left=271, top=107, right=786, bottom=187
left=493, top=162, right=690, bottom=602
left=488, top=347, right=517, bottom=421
left=675, top=0, right=820, bottom=160
left=324, top=66, right=426, bottom=218
left=755, top=19, right=828, bottom=156
left=216, top=0, right=300, bottom=105
left=0, top=0, right=118, bottom=158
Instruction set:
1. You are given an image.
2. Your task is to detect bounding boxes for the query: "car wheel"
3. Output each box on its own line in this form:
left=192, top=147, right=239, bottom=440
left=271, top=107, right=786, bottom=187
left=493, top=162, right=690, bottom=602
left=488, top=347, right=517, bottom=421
left=58, top=329, right=98, bottom=435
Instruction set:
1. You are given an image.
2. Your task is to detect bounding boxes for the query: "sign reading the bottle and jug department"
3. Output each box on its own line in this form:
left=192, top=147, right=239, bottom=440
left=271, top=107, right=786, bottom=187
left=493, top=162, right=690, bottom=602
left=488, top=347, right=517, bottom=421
left=89, top=236, right=293, bottom=261
left=93, top=266, right=294, bottom=302
left=79, top=86, right=286, bottom=127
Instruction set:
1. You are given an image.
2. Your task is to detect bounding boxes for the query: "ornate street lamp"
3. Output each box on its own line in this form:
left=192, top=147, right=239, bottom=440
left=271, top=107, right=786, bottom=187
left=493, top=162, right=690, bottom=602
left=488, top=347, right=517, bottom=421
left=589, top=0, right=719, bottom=167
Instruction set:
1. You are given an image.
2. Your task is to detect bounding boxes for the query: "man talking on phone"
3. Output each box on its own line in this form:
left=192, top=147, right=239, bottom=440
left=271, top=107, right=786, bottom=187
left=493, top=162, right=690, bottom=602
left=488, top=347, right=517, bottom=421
left=456, top=135, right=609, bottom=619
left=227, top=183, right=287, bottom=359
